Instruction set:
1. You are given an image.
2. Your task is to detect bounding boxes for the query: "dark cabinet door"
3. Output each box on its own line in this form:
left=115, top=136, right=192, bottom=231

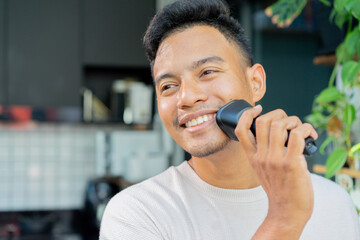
left=83, top=0, right=155, bottom=67
left=0, top=0, right=5, bottom=105
left=7, top=0, right=81, bottom=107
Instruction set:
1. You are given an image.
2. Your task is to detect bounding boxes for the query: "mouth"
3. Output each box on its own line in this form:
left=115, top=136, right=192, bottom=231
left=183, top=113, right=216, bottom=128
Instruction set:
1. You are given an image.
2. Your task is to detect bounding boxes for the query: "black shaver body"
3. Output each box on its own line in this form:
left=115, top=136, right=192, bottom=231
left=216, top=100, right=318, bottom=156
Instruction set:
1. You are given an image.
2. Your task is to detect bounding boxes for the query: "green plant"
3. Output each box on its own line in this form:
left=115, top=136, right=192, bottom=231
left=265, top=0, right=360, bottom=178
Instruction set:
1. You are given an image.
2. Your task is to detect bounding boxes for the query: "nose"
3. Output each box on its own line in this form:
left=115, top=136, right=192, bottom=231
left=177, top=79, right=208, bottom=109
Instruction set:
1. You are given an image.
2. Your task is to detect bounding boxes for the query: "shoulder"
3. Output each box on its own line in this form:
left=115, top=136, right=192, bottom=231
left=311, top=173, right=350, bottom=200
left=107, top=164, right=182, bottom=210
left=115, top=163, right=185, bottom=203
left=311, top=173, right=343, bottom=192
left=100, top=165, right=186, bottom=239
left=310, top=173, right=354, bottom=208
left=103, top=162, right=190, bottom=223
left=307, top=173, right=360, bottom=238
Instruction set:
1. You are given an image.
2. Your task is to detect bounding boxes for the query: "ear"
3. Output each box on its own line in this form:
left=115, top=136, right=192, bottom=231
left=246, top=63, right=266, bottom=103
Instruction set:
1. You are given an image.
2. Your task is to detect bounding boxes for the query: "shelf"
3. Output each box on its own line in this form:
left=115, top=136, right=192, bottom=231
left=313, top=54, right=336, bottom=66
left=313, top=164, right=360, bottom=178
left=313, top=53, right=359, bottom=66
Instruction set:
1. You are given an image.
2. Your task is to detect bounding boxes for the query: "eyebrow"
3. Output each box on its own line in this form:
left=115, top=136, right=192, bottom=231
left=191, top=56, right=224, bottom=70
left=154, top=56, right=224, bottom=85
left=154, top=73, right=176, bottom=85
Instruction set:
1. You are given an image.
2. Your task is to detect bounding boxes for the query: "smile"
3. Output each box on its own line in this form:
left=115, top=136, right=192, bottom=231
left=185, top=114, right=216, bottom=128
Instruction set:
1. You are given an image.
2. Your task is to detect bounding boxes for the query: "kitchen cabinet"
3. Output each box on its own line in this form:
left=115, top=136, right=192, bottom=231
left=83, top=0, right=155, bottom=67
left=7, top=0, right=81, bottom=107
left=1, top=0, right=155, bottom=109
left=0, top=0, right=5, bottom=104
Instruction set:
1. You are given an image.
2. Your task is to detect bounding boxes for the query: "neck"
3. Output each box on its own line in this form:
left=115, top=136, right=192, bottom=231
left=188, top=141, right=260, bottom=189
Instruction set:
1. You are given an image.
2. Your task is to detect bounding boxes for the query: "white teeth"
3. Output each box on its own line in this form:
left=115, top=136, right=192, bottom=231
left=185, top=114, right=215, bottom=128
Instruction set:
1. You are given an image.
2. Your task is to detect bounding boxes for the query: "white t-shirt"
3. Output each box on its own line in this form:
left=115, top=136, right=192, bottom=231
left=100, top=161, right=360, bottom=239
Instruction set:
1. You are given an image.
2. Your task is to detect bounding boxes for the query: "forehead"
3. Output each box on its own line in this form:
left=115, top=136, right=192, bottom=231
left=153, top=25, right=244, bottom=76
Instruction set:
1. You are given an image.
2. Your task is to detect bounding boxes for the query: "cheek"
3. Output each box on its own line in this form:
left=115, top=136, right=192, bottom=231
left=210, top=76, right=252, bottom=101
left=157, top=98, right=176, bottom=126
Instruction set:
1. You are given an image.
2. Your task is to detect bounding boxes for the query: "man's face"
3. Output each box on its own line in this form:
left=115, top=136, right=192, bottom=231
left=153, top=25, right=254, bottom=157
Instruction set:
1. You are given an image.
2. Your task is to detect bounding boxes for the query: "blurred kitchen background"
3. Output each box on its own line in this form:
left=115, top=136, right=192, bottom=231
left=0, top=0, right=340, bottom=239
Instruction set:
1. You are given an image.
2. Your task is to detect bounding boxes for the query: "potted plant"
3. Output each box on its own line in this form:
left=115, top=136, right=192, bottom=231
left=265, top=0, right=360, bottom=179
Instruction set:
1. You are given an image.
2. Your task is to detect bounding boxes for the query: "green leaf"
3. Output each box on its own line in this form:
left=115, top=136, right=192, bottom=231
left=334, top=0, right=347, bottom=11
left=346, top=0, right=360, bottom=20
left=332, top=10, right=351, bottom=29
left=335, top=42, right=353, bottom=63
left=344, top=29, right=360, bottom=56
left=343, top=103, right=356, bottom=133
left=330, top=8, right=337, bottom=22
left=341, top=61, right=360, bottom=85
left=315, top=87, right=343, bottom=103
left=320, top=135, right=334, bottom=155
left=325, top=147, right=348, bottom=178
left=319, top=0, right=331, bottom=7
left=349, top=143, right=360, bottom=157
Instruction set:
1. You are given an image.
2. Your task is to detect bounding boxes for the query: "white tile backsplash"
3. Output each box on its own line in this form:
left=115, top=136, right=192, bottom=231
left=0, top=124, right=98, bottom=211
left=0, top=123, right=182, bottom=211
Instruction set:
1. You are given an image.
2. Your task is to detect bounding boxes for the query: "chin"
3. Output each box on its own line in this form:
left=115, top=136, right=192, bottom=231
left=185, top=137, right=231, bottom=158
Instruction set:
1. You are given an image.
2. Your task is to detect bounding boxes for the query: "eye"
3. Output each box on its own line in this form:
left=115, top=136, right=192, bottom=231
left=160, top=83, right=177, bottom=94
left=201, top=69, right=218, bottom=77
left=203, top=70, right=214, bottom=75
left=161, top=84, right=172, bottom=92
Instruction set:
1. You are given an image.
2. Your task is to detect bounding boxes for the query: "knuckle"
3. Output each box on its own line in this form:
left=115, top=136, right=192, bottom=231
left=290, top=115, right=302, bottom=124
left=283, top=159, right=295, bottom=171
left=255, top=116, right=267, bottom=126
left=290, top=128, right=302, bottom=138
left=275, top=109, right=287, bottom=116
left=259, top=158, right=267, bottom=168
left=254, top=152, right=266, bottom=165
left=267, top=159, right=278, bottom=170
left=303, top=122, right=313, bottom=130
left=271, top=120, right=285, bottom=130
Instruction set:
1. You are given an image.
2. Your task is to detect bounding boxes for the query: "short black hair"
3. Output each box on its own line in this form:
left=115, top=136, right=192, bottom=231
left=143, top=0, right=254, bottom=68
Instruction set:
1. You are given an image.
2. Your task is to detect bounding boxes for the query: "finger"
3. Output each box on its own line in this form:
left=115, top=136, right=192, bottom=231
left=286, top=123, right=318, bottom=157
left=234, top=105, right=262, bottom=153
left=255, top=109, right=287, bottom=156
left=268, top=116, right=302, bottom=157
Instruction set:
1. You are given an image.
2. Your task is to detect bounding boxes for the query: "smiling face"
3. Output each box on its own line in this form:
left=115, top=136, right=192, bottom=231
left=153, top=25, right=265, bottom=158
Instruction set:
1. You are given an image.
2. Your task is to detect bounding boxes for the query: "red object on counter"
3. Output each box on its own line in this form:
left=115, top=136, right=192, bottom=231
left=7, top=106, right=32, bottom=122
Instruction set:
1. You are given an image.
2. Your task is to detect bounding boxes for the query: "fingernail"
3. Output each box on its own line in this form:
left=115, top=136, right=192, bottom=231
left=254, top=105, right=262, bottom=110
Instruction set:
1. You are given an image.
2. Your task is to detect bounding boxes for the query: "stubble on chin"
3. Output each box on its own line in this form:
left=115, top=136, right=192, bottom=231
left=187, top=136, right=231, bottom=158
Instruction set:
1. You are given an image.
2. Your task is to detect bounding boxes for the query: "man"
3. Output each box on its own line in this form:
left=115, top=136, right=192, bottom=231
left=100, top=0, right=360, bottom=239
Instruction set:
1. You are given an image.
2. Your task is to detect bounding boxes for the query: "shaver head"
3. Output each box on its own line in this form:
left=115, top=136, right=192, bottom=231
left=216, top=100, right=253, bottom=141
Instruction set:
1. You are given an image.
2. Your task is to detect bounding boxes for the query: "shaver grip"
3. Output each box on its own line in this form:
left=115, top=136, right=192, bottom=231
left=216, top=100, right=318, bottom=156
